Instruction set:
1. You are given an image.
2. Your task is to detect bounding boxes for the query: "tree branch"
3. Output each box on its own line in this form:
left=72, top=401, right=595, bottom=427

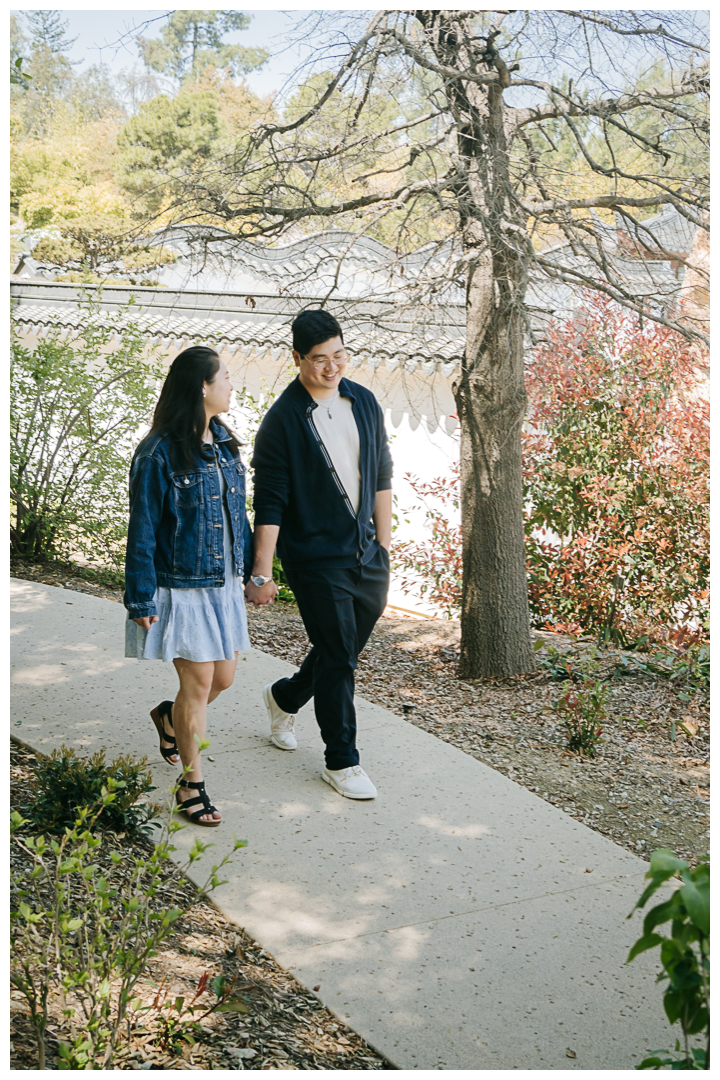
left=556, top=10, right=709, bottom=53
left=513, top=75, right=708, bottom=130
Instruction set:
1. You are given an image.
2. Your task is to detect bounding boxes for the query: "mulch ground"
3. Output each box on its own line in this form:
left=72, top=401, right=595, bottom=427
left=10, top=741, right=391, bottom=1071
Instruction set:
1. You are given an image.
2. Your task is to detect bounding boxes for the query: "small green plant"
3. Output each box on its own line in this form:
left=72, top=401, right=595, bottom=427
left=534, top=641, right=587, bottom=682
left=272, top=553, right=295, bottom=603
left=627, top=850, right=709, bottom=1070
left=142, top=971, right=249, bottom=1056
left=11, top=748, right=247, bottom=1070
left=20, top=745, right=160, bottom=836
left=554, top=679, right=607, bottom=756
left=613, top=640, right=710, bottom=698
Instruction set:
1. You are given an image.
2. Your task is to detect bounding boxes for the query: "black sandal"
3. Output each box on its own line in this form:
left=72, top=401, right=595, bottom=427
left=175, top=779, right=222, bottom=827
left=150, top=700, right=180, bottom=765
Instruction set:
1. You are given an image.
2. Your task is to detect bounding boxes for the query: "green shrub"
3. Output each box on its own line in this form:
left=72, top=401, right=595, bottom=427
left=10, top=291, right=165, bottom=567
left=614, top=642, right=710, bottom=698
left=627, top=850, right=709, bottom=1070
left=11, top=761, right=246, bottom=1070
left=20, top=745, right=160, bottom=835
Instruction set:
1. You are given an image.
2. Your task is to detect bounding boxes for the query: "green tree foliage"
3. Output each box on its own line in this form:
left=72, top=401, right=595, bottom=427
left=70, top=64, right=125, bottom=123
left=24, top=10, right=77, bottom=53
left=116, top=89, right=224, bottom=215
left=10, top=16, right=32, bottom=89
left=12, top=11, right=77, bottom=136
left=137, top=10, right=268, bottom=83
left=280, top=69, right=455, bottom=248
left=10, top=294, right=165, bottom=567
left=115, top=74, right=274, bottom=221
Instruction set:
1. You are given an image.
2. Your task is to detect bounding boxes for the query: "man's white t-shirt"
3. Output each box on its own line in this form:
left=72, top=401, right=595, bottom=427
left=311, top=394, right=361, bottom=514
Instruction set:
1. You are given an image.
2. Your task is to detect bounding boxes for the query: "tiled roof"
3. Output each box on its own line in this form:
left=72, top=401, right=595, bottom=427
left=12, top=205, right=694, bottom=375
left=615, top=205, right=697, bottom=256
left=12, top=299, right=466, bottom=377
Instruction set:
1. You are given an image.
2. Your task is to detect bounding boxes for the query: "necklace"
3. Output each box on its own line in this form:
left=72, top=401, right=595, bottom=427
left=315, top=390, right=340, bottom=419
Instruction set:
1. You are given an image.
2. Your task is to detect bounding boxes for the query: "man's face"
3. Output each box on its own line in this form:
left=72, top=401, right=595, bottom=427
left=294, top=335, right=348, bottom=396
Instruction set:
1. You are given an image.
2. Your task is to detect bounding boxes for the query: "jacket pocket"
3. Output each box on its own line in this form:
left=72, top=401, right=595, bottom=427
left=171, top=473, right=205, bottom=577
left=172, top=472, right=203, bottom=507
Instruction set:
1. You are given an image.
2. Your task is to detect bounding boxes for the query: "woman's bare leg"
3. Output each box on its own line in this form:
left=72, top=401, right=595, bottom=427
left=207, top=655, right=239, bottom=703
left=171, top=654, right=239, bottom=823
left=172, top=658, right=218, bottom=823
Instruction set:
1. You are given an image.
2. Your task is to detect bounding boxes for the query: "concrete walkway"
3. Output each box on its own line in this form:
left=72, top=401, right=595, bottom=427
left=11, top=579, right=674, bottom=1070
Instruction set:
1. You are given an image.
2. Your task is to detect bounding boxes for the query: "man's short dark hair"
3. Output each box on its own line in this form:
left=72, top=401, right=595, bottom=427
left=292, top=310, right=343, bottom=357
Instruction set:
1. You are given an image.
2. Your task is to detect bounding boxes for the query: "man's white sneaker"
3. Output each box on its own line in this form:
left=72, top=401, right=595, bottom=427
left=322, top=765, right=377, bottom=800
left=263, top=684, right=298, bottom=751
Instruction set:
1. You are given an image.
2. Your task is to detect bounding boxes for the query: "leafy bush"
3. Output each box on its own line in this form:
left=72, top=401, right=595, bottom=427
left=11, top=767, right=246, bottom=1070
left=10, top=292, right=165, bottom=566
left=391, top=298, right=709, bottom=645
left=20, top=745, right=159, bottom=835
left=627, top=850, right=709, bottom=1070
left=393, top=466, right=462, bottom=618
left=524, top=295, right=709, bottom=645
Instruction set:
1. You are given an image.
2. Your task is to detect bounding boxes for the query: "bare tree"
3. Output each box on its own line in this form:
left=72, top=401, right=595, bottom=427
left=151, top=9, right=709, bottom=677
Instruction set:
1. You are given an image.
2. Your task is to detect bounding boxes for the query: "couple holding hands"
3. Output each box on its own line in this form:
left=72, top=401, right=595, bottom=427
left=124, top=310, right=393, bottom=826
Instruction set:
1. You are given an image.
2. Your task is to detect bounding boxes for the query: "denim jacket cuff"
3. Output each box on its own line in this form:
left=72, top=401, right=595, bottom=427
left=126, top=602, right=157, bottom=620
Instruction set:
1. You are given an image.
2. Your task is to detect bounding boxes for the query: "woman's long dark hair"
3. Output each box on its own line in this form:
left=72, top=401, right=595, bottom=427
left=150, top=346, right=241, bottom=470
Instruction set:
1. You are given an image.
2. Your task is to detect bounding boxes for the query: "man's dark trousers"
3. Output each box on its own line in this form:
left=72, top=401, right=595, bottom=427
left=270, top=546, right=390, bottom=770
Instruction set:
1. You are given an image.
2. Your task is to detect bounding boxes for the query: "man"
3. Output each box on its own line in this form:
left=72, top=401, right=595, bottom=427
left=245, top=309, right=392, bottom=799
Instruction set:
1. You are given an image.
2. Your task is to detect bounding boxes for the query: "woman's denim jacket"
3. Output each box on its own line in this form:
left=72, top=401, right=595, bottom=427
left=124, top=418, right=253, bottom=620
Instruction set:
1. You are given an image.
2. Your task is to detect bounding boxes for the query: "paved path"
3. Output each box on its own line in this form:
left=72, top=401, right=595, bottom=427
left=11, top=579, right=674, bottom=1070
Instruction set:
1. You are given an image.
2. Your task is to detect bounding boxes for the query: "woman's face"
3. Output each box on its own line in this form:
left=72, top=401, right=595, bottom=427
left=204, top=359, right=233, bottom=416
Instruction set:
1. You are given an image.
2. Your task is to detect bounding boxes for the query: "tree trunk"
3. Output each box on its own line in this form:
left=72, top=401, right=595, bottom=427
left=454, top=239, right=535, bottom=679
left=412, top=13, right=535, bottom=676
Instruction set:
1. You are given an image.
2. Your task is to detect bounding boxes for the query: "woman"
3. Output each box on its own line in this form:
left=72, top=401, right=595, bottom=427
left=124, top=346, right=253, bottom=826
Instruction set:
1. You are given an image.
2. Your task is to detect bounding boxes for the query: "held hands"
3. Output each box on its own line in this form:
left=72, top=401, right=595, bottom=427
left=133, top=615, right=159, bottom=631
left=245, top=580, right=279, bottom=607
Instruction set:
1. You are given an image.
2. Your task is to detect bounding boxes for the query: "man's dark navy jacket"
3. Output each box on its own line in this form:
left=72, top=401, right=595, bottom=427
left=251, top=375, right=393, bottom=570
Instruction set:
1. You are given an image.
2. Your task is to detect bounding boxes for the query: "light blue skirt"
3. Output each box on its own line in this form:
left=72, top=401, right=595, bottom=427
left=125, top=474, right=251, bottom=664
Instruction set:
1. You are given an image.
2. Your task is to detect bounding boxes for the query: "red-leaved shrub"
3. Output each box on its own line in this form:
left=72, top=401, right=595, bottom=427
left=524, top=295, right=709, bottom=643
left=394, top=296, right=709, bottom=643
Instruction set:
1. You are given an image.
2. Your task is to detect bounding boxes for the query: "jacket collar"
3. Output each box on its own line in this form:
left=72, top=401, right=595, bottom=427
left=209, top=417, right=232, bottom=441
left=288, top=374, right=357, bottom=410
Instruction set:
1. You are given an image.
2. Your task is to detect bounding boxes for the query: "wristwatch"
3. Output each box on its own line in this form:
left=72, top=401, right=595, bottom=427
left=250, top=574, right=274, bottom=587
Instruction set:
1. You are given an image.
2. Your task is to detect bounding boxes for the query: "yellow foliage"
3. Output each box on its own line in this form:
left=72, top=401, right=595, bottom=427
left=20, top=180, right=131, bottom=231
left=190, top=66, right=275, bottom=135
left=11, top=103, right=127, bottom=230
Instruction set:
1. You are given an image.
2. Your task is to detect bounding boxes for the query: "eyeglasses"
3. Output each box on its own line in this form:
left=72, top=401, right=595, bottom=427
left=303, top=351, right=349, bottom=370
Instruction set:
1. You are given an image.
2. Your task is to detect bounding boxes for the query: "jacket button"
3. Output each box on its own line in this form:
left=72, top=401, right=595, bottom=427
left=184, top=478, right=190, bottom=485
left=230, top=487, right=236, bottom=493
